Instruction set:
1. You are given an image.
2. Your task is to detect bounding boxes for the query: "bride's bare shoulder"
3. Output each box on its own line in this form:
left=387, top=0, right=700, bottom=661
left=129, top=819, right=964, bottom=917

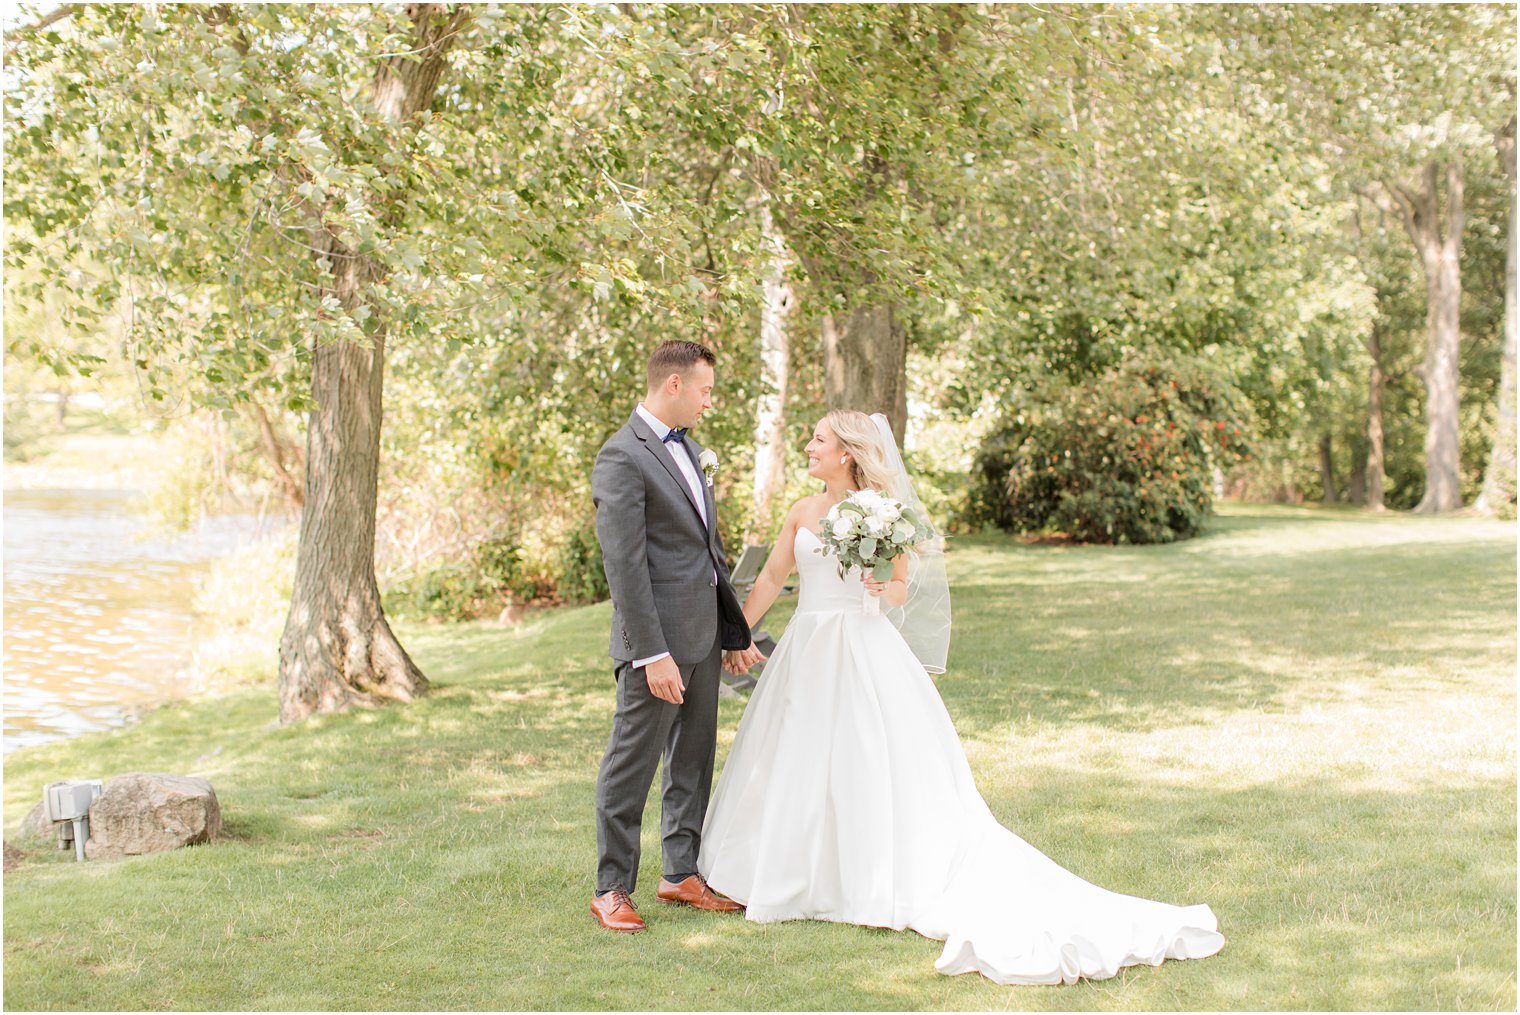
left=787, top=495, right=831, bottom=532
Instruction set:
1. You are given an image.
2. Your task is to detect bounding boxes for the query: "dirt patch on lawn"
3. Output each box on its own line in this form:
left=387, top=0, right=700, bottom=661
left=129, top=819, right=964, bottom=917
left=4, top=840, right=26, bottom=872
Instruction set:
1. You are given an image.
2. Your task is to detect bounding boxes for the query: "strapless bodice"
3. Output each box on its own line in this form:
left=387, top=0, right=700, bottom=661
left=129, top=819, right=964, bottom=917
left=794, top=526, right=874, bottom=615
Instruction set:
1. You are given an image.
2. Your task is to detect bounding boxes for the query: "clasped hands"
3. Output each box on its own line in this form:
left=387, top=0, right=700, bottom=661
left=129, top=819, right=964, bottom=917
left=722, top=641, right=767, bottom=676
left=647, top=642, right=768, bottom=702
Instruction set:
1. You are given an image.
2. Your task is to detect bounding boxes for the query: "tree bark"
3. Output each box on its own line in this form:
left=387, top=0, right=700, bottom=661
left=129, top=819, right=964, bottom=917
left=755, top=136, right=910, bottom=444
left=752, top=201, right=793, bottom=537
left=1365, top=322, right=1387, bottom=511
left=278, top=4, right=471, bottom=723
left=1477, top=116, right=1517, bottom=516
left=1377, top=161, right=1465, bottom=513
left=1347, top=453, right=1367, bottom=506
left=1318, top=433, right=1339, bottom=503
left=820, top=303, right=908, bottom=443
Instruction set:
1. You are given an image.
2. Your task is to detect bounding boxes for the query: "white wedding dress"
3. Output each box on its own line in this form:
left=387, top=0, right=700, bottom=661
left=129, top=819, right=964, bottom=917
left=698, top=526, right=1225, bottom=986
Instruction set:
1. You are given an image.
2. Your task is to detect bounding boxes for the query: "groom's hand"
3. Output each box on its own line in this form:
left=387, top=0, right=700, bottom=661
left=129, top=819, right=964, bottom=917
left=645, top=655, right=685, bottom=704
left=736, top=641, right=767, bottom=671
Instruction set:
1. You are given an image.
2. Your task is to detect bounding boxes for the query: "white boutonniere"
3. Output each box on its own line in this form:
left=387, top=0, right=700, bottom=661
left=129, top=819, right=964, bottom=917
left=699, top=448, right=718, bottom=487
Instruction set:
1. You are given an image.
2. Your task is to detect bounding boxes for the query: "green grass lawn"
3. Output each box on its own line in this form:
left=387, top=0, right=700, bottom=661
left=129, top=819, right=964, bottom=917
left=4, top=505, right=1515, bottom=1011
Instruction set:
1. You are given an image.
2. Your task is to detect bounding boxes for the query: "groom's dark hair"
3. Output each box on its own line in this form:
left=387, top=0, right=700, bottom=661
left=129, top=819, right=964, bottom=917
left=646, top=340, right=716, bottom=391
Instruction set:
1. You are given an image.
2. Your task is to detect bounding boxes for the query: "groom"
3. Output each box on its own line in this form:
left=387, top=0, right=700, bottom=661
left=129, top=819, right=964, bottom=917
left=589, top=340, right=763, bottom=933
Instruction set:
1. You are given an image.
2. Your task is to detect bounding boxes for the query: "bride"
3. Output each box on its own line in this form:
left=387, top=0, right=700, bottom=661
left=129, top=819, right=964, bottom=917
left=697, top=409, right=1225, bottom=986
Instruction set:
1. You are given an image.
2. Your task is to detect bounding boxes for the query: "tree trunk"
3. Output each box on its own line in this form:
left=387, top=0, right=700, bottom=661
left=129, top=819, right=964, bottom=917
left=277, top=4, right=471, bottom=723
left=761, top=140, right=911, bottom=445
left=1365, top=323, right=1387, bottom=511
left=821, top=303, right=908, bottom=443
left=1347, top=453, right=1367, bottom=506
left=1477, top=116, right=1517, bottom=516
left=1380, top=161, right=1465, bottom=513
left=1318, top=433, right=1339, bottom=502
left=279, top=246, right=425, bottom=721
left=1416, top=161, right=1465, bottom=513
left=752, top=201, right=793, bottom=538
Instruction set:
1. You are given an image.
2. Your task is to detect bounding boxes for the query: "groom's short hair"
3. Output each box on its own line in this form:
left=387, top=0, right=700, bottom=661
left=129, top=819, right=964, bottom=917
left=647, top=340, right=717, bottom=391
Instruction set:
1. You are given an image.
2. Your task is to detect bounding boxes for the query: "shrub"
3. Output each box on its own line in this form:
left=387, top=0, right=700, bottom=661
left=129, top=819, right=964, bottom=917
left=384, top=524, right=609, bottom=622
left=553, top=524, right=608, bottom=605
left=391, top=562, right=486, bottom=620
left=967, top=358, right=1252, bottom=544
left=474, top=538, right=551, bottom=604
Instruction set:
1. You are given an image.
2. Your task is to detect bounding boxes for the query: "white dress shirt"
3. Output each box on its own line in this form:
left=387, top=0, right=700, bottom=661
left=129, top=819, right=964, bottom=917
left=636, top=403, right=707, bottom=527
left=632, top=404, right=709, bottom=670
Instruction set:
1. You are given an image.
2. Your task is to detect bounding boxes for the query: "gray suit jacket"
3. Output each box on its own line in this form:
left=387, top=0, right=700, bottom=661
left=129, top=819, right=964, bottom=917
left=592, top=412, right=750, bottom=665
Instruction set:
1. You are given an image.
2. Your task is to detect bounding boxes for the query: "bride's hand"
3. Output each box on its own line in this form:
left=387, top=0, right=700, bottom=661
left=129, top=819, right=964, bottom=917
left=723, top=643, right=767, bottom=675
left=860, top=574, right=889, bottom=597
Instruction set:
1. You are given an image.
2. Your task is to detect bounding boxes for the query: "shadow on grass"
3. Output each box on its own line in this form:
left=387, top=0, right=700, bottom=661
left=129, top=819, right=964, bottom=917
left=942, top=527, right=1514, bottom=737
left=5, top=735, right=1512, bottom=1010
left=4, top=510, right=1514, bottom=1010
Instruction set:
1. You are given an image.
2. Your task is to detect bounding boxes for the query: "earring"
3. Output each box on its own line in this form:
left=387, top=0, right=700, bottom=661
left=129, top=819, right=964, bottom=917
left=840, top=456, right=848, bottom=465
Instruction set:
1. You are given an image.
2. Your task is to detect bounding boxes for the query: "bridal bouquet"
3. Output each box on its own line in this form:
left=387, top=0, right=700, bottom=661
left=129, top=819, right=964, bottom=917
left=815, top=490, right=935, bottom=616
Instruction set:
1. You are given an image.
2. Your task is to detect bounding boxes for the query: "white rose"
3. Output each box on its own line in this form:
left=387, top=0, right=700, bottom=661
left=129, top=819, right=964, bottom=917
left=863, top=516, right=884, bottom=536
left=830, top=516, right=853, bottom=539
left=856, top=490, right=883, bottom=511
left=880, top=501, right=902, bottom=522
left=892, top=520, right=915, bottom=543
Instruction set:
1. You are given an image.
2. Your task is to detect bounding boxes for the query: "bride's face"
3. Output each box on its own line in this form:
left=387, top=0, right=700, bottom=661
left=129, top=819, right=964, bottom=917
left=804, top=420, right=848, bottom=481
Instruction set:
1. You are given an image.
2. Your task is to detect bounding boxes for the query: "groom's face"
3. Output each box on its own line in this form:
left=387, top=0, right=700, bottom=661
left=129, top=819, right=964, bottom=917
left=671, top=361, right=715, bottom=429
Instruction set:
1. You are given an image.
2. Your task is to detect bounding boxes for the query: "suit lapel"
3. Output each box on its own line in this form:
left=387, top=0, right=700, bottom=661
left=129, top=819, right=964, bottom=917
left=686, top=438, right=716, bottom=535
left=629, top=413, right=707, bottom=527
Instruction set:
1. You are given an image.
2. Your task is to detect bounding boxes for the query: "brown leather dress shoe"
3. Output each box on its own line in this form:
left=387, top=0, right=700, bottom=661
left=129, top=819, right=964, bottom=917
left=590, top=888, right=646, bottom=933
left=655, top=874, right=744, bottom=913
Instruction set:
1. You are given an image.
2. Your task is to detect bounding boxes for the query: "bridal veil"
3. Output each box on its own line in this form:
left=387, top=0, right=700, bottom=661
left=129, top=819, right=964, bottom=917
left=868, top=412, right=953, bottom=674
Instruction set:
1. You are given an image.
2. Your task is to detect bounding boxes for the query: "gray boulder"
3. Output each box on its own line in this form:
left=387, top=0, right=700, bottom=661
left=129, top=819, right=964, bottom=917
left=84, top=773, right=220, bottom=860
left=15, top=801, right=53, bottom=844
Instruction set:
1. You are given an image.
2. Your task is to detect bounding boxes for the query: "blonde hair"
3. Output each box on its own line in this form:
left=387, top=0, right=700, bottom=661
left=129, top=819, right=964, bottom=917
left=825, top=409, right=898, bottom=495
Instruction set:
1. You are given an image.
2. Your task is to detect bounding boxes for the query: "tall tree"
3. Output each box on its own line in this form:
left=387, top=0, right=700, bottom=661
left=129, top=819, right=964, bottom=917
left=1369, top=163, right=1467, bottom=512
left=1217, top=4, right=1515, bottom=512
left=1477, top=114, right=1517, bottom=515
left=1364, top=320, right=1389, bottom=511
left=3, top=4, right=686, bottom=720
left=276, top=4, right=474, bottom=721
left=742, top=6, right=977, bottom=440
left=640, top=5, right=1072, bottom=440
left=752, top=199, right=793, bottom=535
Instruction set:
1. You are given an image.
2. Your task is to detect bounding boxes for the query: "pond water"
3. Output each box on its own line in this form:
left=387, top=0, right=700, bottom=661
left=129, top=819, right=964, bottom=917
left=3, top=488, right=265, bottom=753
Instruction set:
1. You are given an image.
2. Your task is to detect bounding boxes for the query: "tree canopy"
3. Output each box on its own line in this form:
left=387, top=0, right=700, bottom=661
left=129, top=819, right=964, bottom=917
left=5, top=3, right=1515, bottom=712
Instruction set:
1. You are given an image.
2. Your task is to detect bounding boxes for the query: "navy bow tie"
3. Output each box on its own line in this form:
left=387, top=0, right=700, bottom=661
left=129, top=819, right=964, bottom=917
left=662, top=428, right=688, bottom=445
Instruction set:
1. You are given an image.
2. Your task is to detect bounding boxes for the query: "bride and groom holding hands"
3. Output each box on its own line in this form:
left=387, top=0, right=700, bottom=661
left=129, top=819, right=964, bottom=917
left=588, top=340, right=1225, bottom=986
